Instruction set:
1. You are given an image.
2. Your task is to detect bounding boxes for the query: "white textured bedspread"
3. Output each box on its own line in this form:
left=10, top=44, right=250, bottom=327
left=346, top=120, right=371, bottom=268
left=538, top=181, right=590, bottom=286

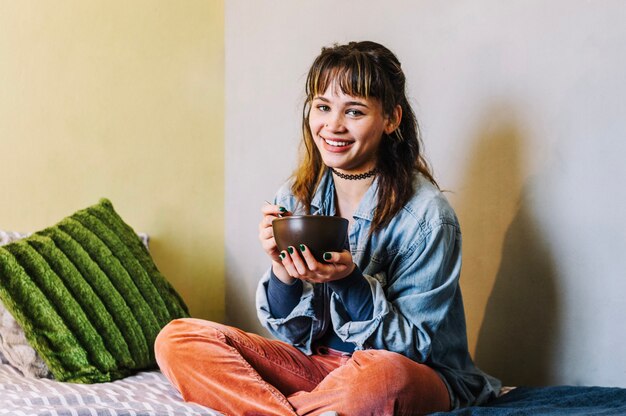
left=0, top=362, right=222, bottom=416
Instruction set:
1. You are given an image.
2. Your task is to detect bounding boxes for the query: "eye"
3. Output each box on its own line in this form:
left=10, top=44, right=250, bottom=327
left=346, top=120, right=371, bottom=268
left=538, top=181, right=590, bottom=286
left=316, top=104, right=330, bottom=112
left=346, top=108, right=364, bottom=117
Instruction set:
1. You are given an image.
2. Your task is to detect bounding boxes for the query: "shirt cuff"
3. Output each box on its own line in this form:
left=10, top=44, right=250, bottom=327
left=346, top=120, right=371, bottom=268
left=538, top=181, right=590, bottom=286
left=267, top=269, right=303, bottom=318
left=327, top=265, right=374, bottom=321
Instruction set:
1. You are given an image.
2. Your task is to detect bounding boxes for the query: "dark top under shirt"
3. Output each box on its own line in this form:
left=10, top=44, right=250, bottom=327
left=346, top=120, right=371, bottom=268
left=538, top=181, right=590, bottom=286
left=267, top=266, right=374, bottom=353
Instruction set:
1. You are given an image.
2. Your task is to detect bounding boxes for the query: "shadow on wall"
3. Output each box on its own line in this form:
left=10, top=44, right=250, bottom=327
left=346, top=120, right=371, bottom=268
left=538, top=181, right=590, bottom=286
left=474, top=183, right=560, bottom=387
left=225, top=250, right=271, bottom=336
left=456, top=105, right=560, bottom=387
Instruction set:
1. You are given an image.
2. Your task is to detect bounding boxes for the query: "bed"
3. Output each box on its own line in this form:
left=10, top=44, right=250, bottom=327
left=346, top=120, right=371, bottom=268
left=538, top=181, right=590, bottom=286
left=2, top=362, right=625, bottom=416
left=432, top=385, right=626, bottom=415
left=0, top=358, right=221, bottom=416
left=2, top=202, right=626, bottom=416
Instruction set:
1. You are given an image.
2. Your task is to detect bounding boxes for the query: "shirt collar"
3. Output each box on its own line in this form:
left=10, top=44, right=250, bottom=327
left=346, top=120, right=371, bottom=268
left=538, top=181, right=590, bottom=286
left=352, top=178, right=378, bottom=221
left=310, top=170, right=335, bottom=215
left=310, top=169, right=378, bottom=221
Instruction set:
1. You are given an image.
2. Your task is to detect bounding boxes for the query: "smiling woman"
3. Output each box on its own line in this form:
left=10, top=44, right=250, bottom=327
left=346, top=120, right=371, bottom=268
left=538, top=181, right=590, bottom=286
left=155, top=40, right=501, bottom=416
left=294, top=41, right=436, bottom=234
left=308, top=91, right=393, bottom=175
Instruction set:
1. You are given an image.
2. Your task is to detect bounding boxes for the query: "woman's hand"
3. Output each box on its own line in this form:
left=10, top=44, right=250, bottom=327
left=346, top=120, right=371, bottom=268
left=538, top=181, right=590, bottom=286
left=258, top=203, right=294, bottom=284
left=258, top=203, right=287, bottom=262
left=278, top=246, right=356, bottom=284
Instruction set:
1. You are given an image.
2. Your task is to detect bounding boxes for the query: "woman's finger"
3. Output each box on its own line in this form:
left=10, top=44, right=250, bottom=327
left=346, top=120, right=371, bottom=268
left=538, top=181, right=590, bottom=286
left=261, top=203, right=278, bottom=215
left=298, top=244, right=322, bottom=272
left=318, top=250, right=356, bottom=282
left=265, top=215, right=276, bottom=228
left=322, top=251, right=337, bottom=263
left=261, top=203, right=290, bottom=217
left=323, top=250, right=352, bottom=266
left=258, top=224, right=276, bottom=249
left=259, top=224, right=275, bottom=240
left=285, top=246, right=308, bottom=276
left=258, top=216, right=274, bottom=235
left=280, top=250, right=300, bottom=278
left=260, top=236, right=276, bottom=252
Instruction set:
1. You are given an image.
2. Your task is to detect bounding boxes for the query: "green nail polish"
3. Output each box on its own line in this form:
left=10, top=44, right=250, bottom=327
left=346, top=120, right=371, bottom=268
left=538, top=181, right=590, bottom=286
left=299, top=244, right=306, bottom=252
left=279, top=206, right=287, bottom=213
left=279, top=252, right=286, bottom=259
left=323, top=252, right=332, bottom=261
left=288, top=246, right=294, bottom=254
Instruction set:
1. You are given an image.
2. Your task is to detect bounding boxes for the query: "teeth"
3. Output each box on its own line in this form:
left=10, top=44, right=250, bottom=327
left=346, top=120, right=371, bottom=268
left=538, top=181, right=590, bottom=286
left=324, top=139, right=351, bottom=147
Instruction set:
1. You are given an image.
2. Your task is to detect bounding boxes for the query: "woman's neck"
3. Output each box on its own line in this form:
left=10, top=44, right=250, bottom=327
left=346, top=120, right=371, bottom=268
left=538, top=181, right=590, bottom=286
left=333, top=176, right=375, bottom=227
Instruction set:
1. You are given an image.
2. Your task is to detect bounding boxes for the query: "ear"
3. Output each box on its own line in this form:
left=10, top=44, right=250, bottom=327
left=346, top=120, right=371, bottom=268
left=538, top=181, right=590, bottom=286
left=384, top=105, right=403, bottom=135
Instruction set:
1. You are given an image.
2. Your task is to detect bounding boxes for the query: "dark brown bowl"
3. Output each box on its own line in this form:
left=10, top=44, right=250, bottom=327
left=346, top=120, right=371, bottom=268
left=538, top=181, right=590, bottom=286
left=272, top=215, right=349, bottom=262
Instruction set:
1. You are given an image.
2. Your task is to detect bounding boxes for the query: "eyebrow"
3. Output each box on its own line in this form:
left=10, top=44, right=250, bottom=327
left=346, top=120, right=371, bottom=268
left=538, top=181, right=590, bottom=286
left=313, top=96, right=370, bottom=108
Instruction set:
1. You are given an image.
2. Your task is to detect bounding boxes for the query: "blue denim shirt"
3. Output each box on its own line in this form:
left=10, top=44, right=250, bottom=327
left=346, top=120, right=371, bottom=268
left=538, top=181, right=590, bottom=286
left=256, top=170, right=501, bottom=408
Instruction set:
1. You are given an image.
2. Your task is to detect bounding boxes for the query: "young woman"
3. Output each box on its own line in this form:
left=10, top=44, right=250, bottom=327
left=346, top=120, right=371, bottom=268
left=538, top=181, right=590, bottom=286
left=155, top=41, right=500, bottom=416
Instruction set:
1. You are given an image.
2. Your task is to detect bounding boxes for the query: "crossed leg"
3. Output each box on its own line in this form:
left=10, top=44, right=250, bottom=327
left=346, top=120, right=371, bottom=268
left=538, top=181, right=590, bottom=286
left=155, top=319, right=450, bottom=416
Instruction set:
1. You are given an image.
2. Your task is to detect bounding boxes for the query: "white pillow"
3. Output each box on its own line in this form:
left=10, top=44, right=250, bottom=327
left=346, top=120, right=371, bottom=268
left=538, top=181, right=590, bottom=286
left=0, top=230, right=51, bottom=378
left=0, top=303, right=51, bottom=377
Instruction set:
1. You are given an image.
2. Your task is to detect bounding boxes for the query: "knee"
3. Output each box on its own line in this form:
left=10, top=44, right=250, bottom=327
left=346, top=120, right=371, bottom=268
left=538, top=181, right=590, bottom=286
left=350, top=350, right=450, bottom=412
left=155, top=318, right=223, bottom=368
left=154, top=318, right=190, bottom=366
left=350, top=350, right=417, bottom=395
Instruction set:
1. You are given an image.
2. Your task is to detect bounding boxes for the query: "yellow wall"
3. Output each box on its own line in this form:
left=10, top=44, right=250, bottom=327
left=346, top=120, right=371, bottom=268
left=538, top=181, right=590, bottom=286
left=0, top=0, right=224, bottom=321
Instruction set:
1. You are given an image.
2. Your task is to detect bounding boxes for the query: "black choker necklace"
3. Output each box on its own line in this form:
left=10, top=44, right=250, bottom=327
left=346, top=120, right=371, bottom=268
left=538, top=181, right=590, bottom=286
left=329, top=167, right=378, bottom=180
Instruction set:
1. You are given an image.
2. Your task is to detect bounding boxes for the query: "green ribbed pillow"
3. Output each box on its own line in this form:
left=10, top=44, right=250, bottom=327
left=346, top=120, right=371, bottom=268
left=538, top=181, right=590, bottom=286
left=0, top=199, right=189, bottom=383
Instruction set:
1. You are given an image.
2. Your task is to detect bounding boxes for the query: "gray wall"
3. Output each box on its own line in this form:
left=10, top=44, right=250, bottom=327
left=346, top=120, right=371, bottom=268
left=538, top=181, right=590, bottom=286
left=225, top=0, right=626, bottom=387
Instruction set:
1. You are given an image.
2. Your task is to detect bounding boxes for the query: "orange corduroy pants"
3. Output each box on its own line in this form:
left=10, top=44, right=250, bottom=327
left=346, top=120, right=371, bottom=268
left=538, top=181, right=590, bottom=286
left=155, top=318, right=450, bottom=416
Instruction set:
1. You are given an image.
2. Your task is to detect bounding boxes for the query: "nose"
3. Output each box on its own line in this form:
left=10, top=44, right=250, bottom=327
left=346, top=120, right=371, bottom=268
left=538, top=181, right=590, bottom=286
left=324, top=112, right=346, bottom=132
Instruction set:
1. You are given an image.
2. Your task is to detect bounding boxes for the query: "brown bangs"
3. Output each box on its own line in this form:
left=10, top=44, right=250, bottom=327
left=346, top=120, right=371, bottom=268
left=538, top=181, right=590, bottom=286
left=306, top=52, right=381, bottom=101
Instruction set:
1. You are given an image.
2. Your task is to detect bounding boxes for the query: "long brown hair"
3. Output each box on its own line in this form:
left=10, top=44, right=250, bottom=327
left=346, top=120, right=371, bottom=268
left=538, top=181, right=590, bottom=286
left=292, top=41, right=437, bottom=233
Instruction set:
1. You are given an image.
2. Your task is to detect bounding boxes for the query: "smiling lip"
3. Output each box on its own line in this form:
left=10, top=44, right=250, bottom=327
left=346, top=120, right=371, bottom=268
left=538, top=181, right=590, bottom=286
left=322, top=137, right=353, bottom=153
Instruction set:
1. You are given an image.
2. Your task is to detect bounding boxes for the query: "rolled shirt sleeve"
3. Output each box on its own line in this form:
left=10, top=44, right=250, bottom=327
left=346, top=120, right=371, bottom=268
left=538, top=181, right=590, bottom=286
left=256, top=268, right=318, bottom=352
left=326, top=265, right=374, bottom=321
left=331, top=221, right=462, bottom=363
left=267, top=270, right=303, bottom=318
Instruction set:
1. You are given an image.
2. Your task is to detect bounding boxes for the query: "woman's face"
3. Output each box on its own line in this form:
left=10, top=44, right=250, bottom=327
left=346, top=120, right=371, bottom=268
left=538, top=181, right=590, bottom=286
left=308, top=86, right=398, bottom=174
